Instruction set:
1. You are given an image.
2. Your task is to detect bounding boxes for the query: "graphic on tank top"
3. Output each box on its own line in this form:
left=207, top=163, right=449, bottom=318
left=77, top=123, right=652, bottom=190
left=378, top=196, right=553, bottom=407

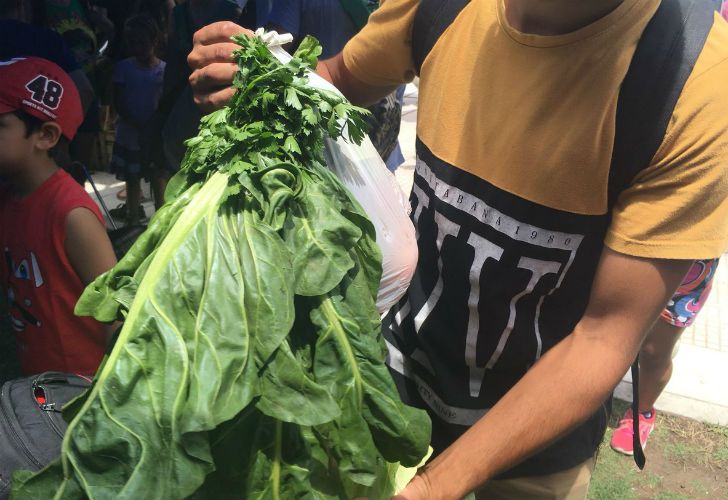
left=383, top=142, right=610, bottom=426
left=4, top=248, right=45, bottom=332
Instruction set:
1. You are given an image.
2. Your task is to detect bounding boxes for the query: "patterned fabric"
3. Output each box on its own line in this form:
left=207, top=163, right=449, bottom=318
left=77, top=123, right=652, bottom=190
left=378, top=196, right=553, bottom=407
left=661, top=259, right=720, bottom=328
left=366, top=86, right=403, bottom=164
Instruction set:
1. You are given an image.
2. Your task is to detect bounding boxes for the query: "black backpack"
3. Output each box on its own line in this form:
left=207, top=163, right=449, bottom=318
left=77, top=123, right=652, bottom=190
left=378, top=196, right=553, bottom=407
left=0, top=372, right=91, bottom=500
left=411, top=0, right=721, bottom=469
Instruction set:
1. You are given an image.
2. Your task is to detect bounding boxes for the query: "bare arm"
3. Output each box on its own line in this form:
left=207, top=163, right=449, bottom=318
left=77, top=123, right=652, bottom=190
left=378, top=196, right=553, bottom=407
left=399, top=248, right=692, bottom=499
left=64, top=207, right=118, bottom=343
left=187, top=22, right=395, bottom=111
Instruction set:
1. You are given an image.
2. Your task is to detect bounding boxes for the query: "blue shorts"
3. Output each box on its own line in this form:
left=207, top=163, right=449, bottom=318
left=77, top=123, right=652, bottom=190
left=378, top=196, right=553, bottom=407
left=110, top=143, right=145, bottom=182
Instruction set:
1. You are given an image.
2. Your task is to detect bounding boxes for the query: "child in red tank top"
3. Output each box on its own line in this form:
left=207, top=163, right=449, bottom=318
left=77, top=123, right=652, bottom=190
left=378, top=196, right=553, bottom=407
left=0, top=57, right=117, bottom=375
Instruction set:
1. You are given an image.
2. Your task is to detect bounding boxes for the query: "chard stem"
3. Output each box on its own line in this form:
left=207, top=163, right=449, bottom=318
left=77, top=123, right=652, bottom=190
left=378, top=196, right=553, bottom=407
left=273, top=420, right=282, bottom=500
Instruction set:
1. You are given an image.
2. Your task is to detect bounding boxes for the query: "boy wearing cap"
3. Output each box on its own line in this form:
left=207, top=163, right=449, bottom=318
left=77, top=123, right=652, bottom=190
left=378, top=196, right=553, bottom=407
left=0, top=57, right=117, bottom=376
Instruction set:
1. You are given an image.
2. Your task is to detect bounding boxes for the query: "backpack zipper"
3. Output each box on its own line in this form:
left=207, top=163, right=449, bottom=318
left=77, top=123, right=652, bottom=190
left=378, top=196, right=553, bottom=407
left=32, top=383, right=66, bottom=440
left=0, top=388, right=43, bottom=469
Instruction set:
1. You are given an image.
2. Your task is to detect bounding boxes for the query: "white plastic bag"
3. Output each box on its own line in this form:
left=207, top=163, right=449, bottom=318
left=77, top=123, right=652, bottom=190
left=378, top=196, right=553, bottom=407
left=260, top=30, right=417, bottom=312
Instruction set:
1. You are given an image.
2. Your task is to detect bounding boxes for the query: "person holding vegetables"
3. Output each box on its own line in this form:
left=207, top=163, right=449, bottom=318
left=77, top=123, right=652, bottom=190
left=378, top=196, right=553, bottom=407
left=186, top=0, right=728, bottom=498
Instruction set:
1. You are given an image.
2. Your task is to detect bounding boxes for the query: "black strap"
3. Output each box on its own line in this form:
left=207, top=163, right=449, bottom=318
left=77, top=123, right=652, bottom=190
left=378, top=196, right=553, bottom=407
left=608, top=0, right=717, bottom=207
left=412, top=0, right=471, bottom=76
left=614, top=0, right=717, bottom=469
left=630, top=358, right=646, bottom=469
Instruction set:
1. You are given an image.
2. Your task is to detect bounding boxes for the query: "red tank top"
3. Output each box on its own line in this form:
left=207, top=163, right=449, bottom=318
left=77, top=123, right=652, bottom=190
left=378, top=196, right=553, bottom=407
left=0, top=169, right=107, bottom=375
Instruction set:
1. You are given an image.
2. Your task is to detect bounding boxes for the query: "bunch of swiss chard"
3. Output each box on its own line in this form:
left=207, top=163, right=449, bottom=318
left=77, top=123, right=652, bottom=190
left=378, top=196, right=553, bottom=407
left=11, top=35, right=430, bottom=499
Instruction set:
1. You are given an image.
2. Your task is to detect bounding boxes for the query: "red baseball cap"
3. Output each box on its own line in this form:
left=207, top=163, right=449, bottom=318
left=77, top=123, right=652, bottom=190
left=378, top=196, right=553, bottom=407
left=0, top=57, right=83, bottom=140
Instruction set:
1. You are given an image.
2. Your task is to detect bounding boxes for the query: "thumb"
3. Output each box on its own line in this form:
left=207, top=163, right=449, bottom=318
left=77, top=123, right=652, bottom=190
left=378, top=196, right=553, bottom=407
left=393, top=474, right=432, bottom=500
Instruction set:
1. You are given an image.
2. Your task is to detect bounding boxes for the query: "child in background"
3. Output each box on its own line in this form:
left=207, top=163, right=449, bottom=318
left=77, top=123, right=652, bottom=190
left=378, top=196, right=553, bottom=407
left=110, top=14, right=166, bottom=224
left=0, top=57, right=117, bottom=376
left=610, top=259, right=720, bottom=455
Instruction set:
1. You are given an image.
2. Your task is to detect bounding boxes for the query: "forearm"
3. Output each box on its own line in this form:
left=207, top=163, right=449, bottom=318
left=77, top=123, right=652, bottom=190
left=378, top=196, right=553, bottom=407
left=421, top=321, right=647, bottom=498
left=316, top=58, right=335, bottom=85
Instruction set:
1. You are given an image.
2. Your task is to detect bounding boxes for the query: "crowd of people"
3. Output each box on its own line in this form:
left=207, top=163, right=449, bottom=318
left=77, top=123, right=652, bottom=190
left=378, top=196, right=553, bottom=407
left=1, top=0, right=727, bottom=498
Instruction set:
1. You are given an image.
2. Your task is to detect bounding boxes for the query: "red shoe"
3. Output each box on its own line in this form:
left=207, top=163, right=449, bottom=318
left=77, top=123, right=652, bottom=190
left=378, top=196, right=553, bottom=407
left=610, top=408, right=656, bottom=456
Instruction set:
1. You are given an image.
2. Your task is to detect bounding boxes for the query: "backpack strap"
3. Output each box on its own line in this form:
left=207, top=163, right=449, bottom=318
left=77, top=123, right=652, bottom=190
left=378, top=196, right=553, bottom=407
left=412, top=0, right=471, bottom=76
left=610, top=0, right=719, bottom=470
left=607, top=0, right=718, bottom=208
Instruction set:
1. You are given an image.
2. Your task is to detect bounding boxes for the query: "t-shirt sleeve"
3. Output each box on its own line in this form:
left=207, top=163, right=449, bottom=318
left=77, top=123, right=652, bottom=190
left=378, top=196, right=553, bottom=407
left=605, top=23, right=728, bottom=260
left=268, top=0, right=301, bottom=35
left=342, top=0, right=420, bottom=87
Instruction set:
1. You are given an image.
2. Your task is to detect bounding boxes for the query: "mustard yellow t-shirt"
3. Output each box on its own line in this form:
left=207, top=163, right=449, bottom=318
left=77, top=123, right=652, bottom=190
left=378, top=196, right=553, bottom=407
left=345, top=0, right=728, bottom=259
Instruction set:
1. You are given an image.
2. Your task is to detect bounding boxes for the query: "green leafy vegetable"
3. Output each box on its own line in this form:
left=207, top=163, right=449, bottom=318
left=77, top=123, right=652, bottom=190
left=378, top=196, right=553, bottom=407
left=11, top=35, right=430, bottom=500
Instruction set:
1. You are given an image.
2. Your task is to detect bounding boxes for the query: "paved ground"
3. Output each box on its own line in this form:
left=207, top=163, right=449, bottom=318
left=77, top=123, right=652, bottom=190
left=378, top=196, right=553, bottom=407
left=86, top=82, right=727, bottom=425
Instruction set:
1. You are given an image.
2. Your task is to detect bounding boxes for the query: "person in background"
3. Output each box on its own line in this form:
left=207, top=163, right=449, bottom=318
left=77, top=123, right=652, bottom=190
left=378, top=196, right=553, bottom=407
left=135, top=0, right=176, bottom=34
left=0, top=0, right=97, bottom=186
left=267, top=0, right=404, bottom=171
left=109, top=15, right=166, bottom=224
left=610, top=258, right=720, bottom=455
left=254, top=0, right=273, bottom=27
left=0, top=58, right=117, bottom=376
left=153, top=0, right=241, bottom=197
left=40, top=1, right=115, bottom=178
left=0, top=0, right=94, bottom=115
left=610, top=0, right=728, bottom=457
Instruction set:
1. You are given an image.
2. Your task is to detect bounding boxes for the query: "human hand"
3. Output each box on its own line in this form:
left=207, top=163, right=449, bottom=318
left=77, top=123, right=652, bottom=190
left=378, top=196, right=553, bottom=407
left=392, top=472, right=436, bottom=500
left=187, top=21, right=253, bottom=112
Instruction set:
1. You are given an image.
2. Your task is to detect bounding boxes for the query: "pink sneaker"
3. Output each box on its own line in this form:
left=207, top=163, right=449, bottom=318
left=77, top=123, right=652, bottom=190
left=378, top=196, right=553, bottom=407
left=610, top=408, right=656, bottom=456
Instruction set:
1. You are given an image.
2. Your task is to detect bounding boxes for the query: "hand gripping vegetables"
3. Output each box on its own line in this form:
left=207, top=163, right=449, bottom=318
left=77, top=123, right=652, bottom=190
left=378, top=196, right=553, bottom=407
left=10, top=35, right=431, bottom=500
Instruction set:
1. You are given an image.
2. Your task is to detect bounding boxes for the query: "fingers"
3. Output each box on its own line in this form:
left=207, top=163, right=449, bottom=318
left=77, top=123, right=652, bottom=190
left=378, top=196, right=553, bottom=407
left=393, top=474, right=433, bottom=500
left=187, top=41, right=241, bottom=70
left=193, top=86, right=237, bottom=114
left=192, top=21, right=252, bottom=49
left=189, top=61, right=238, bottom=90
left=188, top=22, right=252, bottom=112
